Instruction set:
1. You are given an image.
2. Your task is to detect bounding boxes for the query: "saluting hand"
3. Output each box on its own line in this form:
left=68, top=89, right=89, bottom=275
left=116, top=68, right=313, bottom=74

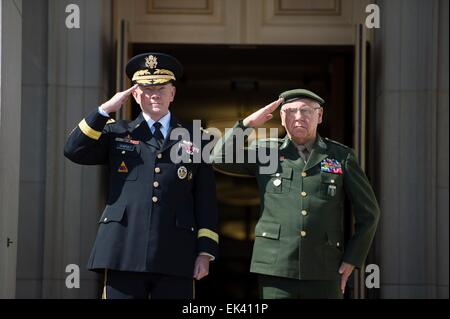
left=100, top=84, right=138, bottom=114
left=242, top=98, right=284, bottom=128
left=193, top=255, right=211, bottom=280
left=338, top=262, right=355, bottom=293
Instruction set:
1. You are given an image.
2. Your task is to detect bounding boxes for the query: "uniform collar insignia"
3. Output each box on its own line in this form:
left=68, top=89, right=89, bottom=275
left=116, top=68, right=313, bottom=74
left=279, top=136, right=290, bottom=150
left=129, top=113, right=146, bottom=130
left=316, top=135, right=327, bottom=151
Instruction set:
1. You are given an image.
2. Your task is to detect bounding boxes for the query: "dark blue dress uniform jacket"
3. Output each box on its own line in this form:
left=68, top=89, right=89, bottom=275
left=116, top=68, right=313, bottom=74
left=64, top=109, right=219, bottom=278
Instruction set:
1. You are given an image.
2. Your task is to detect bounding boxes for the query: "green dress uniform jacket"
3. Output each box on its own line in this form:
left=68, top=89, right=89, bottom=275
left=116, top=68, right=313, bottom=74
left=212, top=121, right=380, bottom=281
left=64, top=109, right=219, bottom=278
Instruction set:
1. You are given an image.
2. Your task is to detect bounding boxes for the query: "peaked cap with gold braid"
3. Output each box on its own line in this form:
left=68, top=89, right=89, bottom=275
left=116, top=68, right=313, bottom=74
left=125, top=52, right=183, bottom=86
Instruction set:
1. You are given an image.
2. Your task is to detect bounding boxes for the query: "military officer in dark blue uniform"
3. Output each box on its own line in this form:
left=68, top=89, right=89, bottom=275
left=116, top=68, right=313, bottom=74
left=64, top=53, right=219, bottom=299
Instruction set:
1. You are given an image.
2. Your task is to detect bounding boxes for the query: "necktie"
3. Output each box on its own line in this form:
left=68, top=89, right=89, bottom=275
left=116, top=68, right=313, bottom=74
left=298, top=144, right=310, bottom=163
left=152, top=122, right=164, bottom=149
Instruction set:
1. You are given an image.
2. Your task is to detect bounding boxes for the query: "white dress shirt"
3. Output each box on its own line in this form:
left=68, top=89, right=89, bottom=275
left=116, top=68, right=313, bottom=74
left=98, top=106, right=171, bottom=138
left=142, top=111, right=171, bottom=139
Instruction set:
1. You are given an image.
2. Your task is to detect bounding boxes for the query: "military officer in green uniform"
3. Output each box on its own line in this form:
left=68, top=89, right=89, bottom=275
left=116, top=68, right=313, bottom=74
left=212, top=89, right=380, bottom=299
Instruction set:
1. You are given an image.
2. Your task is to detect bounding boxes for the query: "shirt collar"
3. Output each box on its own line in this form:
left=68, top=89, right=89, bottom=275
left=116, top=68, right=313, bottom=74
left=142, top=111, right=171, bottom=138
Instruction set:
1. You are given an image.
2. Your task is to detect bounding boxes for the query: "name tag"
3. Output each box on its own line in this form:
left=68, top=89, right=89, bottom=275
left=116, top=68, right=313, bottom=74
left=115, top=143, right=135, bottom=152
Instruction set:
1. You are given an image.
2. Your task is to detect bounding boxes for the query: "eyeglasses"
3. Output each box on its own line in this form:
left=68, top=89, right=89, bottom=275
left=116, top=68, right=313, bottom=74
left=283, top=107, right=321, bottom=118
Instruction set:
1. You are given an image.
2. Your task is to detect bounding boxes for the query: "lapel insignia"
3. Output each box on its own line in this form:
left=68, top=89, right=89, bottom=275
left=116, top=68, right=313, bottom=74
left=118, top=161, right=128, bottom=173
left=177, top=166, right=188, bottom=179
left=187, top=171, right=193, bottom=181
left=178, top=140, right=200, bottom=155
left=320, top=158, right=343, bottom=174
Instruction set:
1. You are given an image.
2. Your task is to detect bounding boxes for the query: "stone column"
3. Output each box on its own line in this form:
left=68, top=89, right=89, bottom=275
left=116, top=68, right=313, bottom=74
left=16, top=0, right=48, bottom=298
left=0, top=0, right=22, bottom=299
left=372, top=0, right=448, bottom=298
left=435, top=0, right=449, bottom=299
left=41, top=0, right=112, bottom=298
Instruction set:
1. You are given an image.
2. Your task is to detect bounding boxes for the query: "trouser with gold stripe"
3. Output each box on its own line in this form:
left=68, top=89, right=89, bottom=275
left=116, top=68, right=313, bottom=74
left=259, top=274, right=343, bottom=299
left=102, top=269, right=195, bottom=299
